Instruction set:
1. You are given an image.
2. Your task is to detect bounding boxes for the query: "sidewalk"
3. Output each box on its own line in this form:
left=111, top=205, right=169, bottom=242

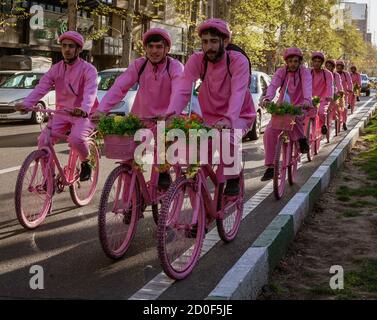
left=259, top=113, right=377, bottom=300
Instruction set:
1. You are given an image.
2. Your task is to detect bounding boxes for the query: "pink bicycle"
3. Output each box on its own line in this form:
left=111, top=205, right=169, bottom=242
left=98, top=118, right=179, bottom=260
left=304, top=106, right=321, bottom=162
left=157, top=140, right=244, bottom=280
left=272, top=114, right=301, bottom=200
left=331, top=93, right=345, bottom=137
left=15, top=109, right=100, bottom=229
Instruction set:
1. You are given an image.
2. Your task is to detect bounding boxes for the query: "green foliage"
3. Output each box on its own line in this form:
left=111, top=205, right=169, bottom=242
left=266, top=101, right=303, bottom=116
left=312, top=96, right=321, bottom=108
left=98, top=114, right=145, bottom=137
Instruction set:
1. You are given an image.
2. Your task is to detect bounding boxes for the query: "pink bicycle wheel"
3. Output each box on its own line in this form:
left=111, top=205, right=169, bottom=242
left=157, top=176, right=205, bottom=280
left=326, top=112, right=331, bottom=143
left=70, top=140, right=100, bottom=207
left=98, top=165, right=140, bottom=260
left=288, top=141, right=300, bottom=186
left=273, top=136, right=289, bottom=200
left=306, top=118, right=315, bottom=162
left=216, top=170, right=244, bottom=242
left=15, top=150, right=53, bottom=229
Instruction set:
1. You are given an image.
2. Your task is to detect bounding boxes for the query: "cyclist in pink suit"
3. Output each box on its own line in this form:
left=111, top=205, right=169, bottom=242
left=15, top=31, right=98, bottom=181
left=311, top=51, right=334, bottom=135
left=336, top=60, right=353, bottom=131
left=350, top=65, right=362, bottom=105
left=93, top=28, right=184, bottom=188
left=260, top=47, right=312, bottom=181
left=166, top=18, right=256, bottom=196
left=325, top=59, right=344, bottom=95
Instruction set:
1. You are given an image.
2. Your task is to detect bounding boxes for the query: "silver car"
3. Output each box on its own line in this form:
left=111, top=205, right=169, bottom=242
left=97, top=68, right=138, bottom=115
left=0, top=70, right=55, bottom=124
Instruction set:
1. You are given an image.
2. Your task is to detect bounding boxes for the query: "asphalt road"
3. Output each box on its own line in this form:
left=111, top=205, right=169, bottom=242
left=0, top=95, right=375, bottom=299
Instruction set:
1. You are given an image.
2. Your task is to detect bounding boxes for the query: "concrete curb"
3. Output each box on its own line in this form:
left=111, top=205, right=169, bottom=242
left=207, top=102, right=377, bottom=300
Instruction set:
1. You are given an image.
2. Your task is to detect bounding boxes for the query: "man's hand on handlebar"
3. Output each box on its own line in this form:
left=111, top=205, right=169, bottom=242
left=70, top=108, right=88, bottom=118
left=91, top=111, right=106, bottom=122
left=14, top=102, right=29, bottom=114
left=261, top=99, right=270, bottom=108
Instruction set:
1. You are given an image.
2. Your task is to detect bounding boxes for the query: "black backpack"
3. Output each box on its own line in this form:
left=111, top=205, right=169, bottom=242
left=200, top=43, right=252, bottom=83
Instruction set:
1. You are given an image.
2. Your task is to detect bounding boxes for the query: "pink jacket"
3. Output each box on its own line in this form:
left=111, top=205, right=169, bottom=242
left=166, top=51, right=255, bottom=130
left=311, top=68, right=333, bottom=100
left=338, top=71, right=353, bottom=93
left=351, top=72, right=362, bottom=87
left=24, top=58, right=98, bottom=114
left=265, top=65, right=312, bottom=106
left=98, top=57, right=184, bottom=117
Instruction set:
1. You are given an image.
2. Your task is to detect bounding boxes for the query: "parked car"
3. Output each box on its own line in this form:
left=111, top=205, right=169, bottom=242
left=245, top=71, right=274, bottom=140
left=360, top=74, right=370, bottom=96
left=97, top=68, right=138, bottom=115
left=0, top=70, right=55, bottom=124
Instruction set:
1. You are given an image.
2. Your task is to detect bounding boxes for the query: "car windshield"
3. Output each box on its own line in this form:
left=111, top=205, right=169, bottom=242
left=98, top=72, right=121, bottom=91
left=250, top=74, right=258, bottom=94
left=0, top=73, right=42, bottom=89
left=362, top=75, right=368, bottom=81
left=98, top=71, right=138, bottom=91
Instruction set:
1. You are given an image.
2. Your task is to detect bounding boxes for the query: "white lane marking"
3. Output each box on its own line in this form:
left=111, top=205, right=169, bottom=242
left=0, top=166, right=21, bottom=175
left=129, top=98, right=375, bottom=300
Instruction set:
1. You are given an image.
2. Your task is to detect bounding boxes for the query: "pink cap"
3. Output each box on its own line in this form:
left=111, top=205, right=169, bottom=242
left=336, top=60, right=345, bottom=66
left=283, top=47, right=303, bottom=60
left=58, top=31, right=84, bottom=48
left=198, top=18, right=231, bottom=39
left=142, top=28, right=172, bottom=48
left=312, top=51, right=325, bottom=61
left=325, top=59, right=336, bottom=66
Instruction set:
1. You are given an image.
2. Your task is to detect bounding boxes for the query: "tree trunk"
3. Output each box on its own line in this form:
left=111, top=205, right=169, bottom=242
left=68, top=0, right=77, bottom=31
left=187, top=0, right=200, bottom=55
left=121, top=0, right=136, bottom=67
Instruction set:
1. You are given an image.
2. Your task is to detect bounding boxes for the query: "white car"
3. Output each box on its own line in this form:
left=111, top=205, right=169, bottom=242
left=0, top=70, right=55, bottom=124
left=97, top=68, right=138, bottom=115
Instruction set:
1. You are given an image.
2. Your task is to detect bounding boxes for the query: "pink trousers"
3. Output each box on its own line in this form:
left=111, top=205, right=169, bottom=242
left=38, top=113, right=95, bottom=161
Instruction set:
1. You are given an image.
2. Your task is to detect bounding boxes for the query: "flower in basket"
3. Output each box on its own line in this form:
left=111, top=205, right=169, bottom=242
left=98, top=113, right=145, bottom=137
left=162, top=114, right=211, bottom=177
left=312, top=96, right=321, bottom=108
left=266, top=101, right=303, bottom=116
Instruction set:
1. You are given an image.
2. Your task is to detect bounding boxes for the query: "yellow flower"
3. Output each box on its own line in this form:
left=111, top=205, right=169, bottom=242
left=114, top=115, right=124, bottom=124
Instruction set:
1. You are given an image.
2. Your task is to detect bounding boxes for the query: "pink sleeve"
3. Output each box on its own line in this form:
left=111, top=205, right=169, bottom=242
left=326, top=71, right=334, bottom=98
left=168, top=60, right=184, bottom=110
left=227, top=53, right=255, bottom=127
left=301, top=67, right=312, bottom=105
left=23, top=67, right=56, bottom=109
left=81, top=65, right=98, bottom=114
left=265, top=67, right=284, bottom=101
left=98, top=61, right=139, bottom=113
left=166, top=54, right=201, bottom=115
left=357, top=74, right=362, bottom=86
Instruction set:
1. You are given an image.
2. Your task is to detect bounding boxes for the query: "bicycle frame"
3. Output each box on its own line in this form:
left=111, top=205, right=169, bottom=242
left=38, top=109, right=97, bottom=187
